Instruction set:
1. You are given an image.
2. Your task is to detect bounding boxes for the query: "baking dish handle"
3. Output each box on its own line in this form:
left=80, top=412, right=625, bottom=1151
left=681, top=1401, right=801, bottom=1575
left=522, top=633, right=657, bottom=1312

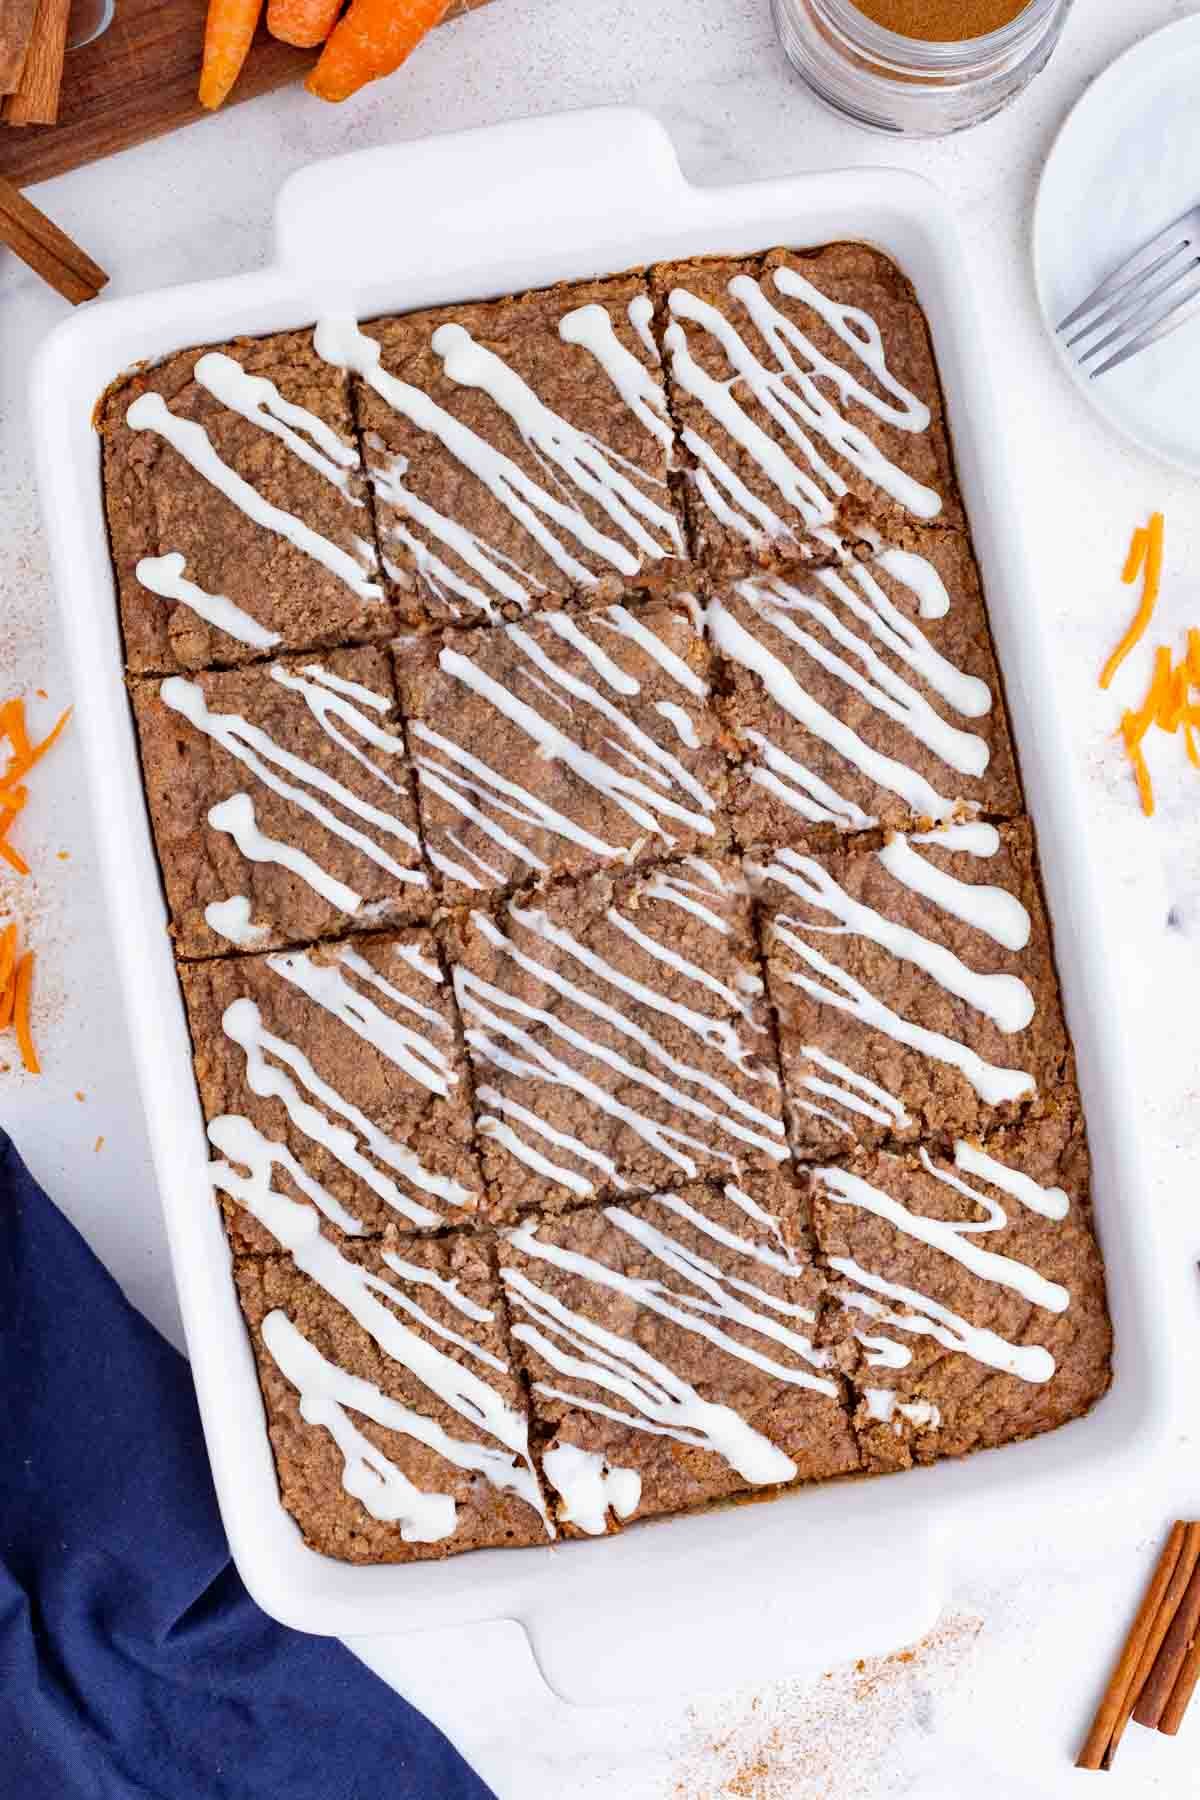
left=273, top=105, right=691, bottom=284
left=516, top=1483, right=946, bottom=1707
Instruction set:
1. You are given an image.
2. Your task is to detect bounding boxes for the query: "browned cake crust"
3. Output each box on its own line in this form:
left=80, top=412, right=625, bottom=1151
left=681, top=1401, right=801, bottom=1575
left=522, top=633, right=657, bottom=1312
left=393, top=597, right=728, bottom=906
left=234, top=1234, right=551, bottom=1561
left=354, top=274, right=687, bottom=627
left=709, top=529, right=1023, bottom=849
left=180, top=933, right=484, bottom=1251
left=752, top=819, right=1071, bottom=1158
left=101, top=330, right=391, bottom=672
left=497, top=1171, right=860, bottom=1535
left=807, top=1108, right=1111, bottom=1471
left=651, top=244, right=963, bottom=584
left=444, top=857, right=789, bottom=1219
left=130, top=647, right=432, bottom=958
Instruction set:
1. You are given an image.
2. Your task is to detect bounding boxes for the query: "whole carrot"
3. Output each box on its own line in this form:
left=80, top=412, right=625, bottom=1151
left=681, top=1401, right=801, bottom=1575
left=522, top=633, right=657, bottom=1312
left=306, top=0, right=452, bottom=102
left=268, top=0, right=342, bottom=46
left=199, top=0, right=265, bottom=110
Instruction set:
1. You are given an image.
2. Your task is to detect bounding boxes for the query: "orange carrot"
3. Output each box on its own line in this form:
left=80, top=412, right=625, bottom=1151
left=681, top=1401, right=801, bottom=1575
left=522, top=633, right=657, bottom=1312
left=1122, top=526, right=1148, bottom=585
left=199, top=0, right=264, bottom=109
left=0, top=832, right=30, bottom=876
left=306, top=0, right=452, bottom=101
left=268, top=0, right=342, bottom=46
left=1101, top=512, right=1164, bottom=690
left=0, top=922, right=15, bottom=1009
left=12, top=950, right=38, bottom=1074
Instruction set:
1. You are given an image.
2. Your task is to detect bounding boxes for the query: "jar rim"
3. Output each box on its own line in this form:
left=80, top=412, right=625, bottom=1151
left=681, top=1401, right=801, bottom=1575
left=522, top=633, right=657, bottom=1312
left=814, top=0, right=1065, bottom=66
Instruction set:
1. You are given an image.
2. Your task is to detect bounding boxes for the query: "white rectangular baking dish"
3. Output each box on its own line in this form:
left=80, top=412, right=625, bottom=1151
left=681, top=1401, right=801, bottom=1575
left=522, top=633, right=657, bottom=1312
left=30, top=106, right=1172, bottom=1707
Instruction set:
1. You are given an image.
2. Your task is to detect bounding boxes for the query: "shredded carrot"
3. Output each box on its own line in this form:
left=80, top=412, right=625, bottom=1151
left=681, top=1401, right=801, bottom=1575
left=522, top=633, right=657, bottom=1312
left=1122, top=526, right=1149, bottom=585
left=306, top=0, right=453, bottom=102
left=199, top=0, right=265, bottom=109
left=0, top=922, right=15, bottom=1006
left=0, top=699, right=30, bottom=763
left=0, top=836, right=30, bottom=877
left=268, top=0, right=342, bottom=46
left=6, top=703, right=72, bottom=782
left=12, top=951, right=37, bottom=1074
left=1188, top=628, right=1200, bottom=685
left=1101, top=512, right=1164, bottom=690
left=1126, top=737, right=1154, bottom=815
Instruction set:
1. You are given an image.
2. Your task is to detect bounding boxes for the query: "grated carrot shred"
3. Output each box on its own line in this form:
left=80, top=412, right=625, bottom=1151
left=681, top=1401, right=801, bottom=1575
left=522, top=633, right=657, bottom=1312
left=1127, top=738, right=1154, bottom=816
left=0, top=836, right=30, bottom=876
left=1101, top=513, right=1164, bottom=690
left=1122, top=526, right=1149, bottom=585
left=12, top=951, right=38, bottom=1074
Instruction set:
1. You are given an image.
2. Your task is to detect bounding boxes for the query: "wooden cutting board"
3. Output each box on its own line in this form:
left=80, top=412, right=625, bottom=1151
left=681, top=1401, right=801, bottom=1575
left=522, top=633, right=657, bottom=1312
left=0, top=0, right=492, bottom=188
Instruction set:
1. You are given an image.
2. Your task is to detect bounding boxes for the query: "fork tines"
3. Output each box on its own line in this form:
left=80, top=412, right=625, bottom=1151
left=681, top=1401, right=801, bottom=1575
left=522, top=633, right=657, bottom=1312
left=1056, top=209, right=1200, bottom=378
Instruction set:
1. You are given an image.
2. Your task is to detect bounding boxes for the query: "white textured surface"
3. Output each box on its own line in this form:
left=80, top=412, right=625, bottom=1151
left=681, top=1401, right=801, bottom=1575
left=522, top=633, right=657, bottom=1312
left=2, top=0, right=1199, bottom=1793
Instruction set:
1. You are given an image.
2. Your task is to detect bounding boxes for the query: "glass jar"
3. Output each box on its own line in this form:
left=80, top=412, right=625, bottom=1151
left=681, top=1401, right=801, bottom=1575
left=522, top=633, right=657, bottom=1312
left=771, top=0, right=1074, bottom=136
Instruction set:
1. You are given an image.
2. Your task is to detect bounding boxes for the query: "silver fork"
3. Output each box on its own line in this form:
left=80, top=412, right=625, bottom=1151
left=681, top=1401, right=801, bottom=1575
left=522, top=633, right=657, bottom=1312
left=1056, top=204, right=1200, bottom=378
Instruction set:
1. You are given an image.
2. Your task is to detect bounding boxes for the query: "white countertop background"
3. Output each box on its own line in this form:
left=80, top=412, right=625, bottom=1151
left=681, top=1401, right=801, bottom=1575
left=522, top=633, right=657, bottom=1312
left=3, top=0, right=1200, bottom=1792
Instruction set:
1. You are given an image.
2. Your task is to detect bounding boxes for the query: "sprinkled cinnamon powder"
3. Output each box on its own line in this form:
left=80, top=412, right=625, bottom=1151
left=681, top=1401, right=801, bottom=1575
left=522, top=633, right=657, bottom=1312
left=852, top=0, right=1029, bottom=40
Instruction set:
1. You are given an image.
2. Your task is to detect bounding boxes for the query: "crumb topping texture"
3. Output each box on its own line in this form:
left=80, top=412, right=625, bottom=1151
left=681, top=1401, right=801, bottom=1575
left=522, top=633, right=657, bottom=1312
left=104, top=248, right=1111, bottom=1561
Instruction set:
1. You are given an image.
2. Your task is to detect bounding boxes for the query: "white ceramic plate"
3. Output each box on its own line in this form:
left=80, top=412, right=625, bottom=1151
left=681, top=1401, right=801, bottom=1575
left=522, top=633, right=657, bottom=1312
left=1034, top=15, right=1200, bottom=473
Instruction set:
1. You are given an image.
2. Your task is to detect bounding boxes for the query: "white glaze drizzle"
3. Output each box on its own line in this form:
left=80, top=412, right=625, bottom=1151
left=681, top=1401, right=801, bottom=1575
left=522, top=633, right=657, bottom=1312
left=160, top=669, right=427, bottom=921
left=863, top=1387, right=941, bottom=1433
left=504, top=1195, right=837, bottom=1485
left=205, top=894, right=268, bottom=947
left=817, top=1162, right=1069, bottom=1314
left=410, top=609, right=715, bottom=886
left=208, top=1125, right=550, bottom=1535
left=314, top=315, right=679, bottom=616
left=559, top=302, right=674, bottom=451
left=832, top=1259, right=1055, bottom=1384
left=220, top=962, right=476, bottom=1230
left=664, top=269, right=939, bottom=550
left=125, top=392, right=380, bottom=600
left=136, top=552, right=282, bottom=651
left=877, top=832, right=1031, bottom=952
left=457, top=887, right=785, bottom=1194
left=759, top=845, right=1033, bottom=1034
left=541, top=1443, right=642, bottom=1535
left=192, top=352, right=361, bottom=495
left=627, top=292, right=660, bottom=364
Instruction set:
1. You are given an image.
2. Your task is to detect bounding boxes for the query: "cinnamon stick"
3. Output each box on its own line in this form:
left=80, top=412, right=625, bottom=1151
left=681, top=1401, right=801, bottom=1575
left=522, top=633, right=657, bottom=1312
left=0, top=173, right=108, bottom=302
left=1134, top=1551, right=1200, bottom=1729
left=1158, top=1622, right=1200, bottom=1736
left=0, top=0, right=39, bottom=95
left=1076, top=1521, right=1187, bottom=1770
left=1105, top=1523, right=1200, bottom=1763
left=4, top=0, right=68, bottom=124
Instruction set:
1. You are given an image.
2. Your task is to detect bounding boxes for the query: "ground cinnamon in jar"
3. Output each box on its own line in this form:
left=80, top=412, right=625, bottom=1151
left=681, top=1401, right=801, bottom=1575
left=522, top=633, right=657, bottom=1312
left=851, top=0, right=1030, bottom=39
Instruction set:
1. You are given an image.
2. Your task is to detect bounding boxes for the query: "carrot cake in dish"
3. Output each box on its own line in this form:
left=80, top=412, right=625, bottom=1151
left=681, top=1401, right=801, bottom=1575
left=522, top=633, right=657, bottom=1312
left=393, top=597, right=725, bottom=905
left=180, top=932, right=482, bottom=1252
left=650, top=244, right=963, bottom=581
left=709, top=530, right=1022, bottom=848
left=230, top=1227, right=551, bottom=1560
left=101, top=241, right=1113, bottom=1565
left=808, top=1107, right=1110, bottom=1472
left=328, top=276, right=685, bottom=628
left=130, top=647, right=431, bottom=957
left=750, top=820, right=1072, bottom=1157
left=444, top=857, right=787, bottom=1219
left=497, top=1171, right=860, bottom=1535
left=102, top=330, right=388, bottom=673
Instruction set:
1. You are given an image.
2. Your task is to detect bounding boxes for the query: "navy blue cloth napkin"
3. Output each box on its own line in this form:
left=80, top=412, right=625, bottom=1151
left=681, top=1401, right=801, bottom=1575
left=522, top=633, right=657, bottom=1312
left=0, top=1129, right=496, bottom=1800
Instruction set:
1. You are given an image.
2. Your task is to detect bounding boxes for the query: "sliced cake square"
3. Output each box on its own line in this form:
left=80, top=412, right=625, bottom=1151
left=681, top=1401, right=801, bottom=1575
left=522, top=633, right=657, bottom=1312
left=497, top=1172, right=859, bottom=1536
left=752, top=820, right=1071, bottom=1157
left=101, top=329, right=389, bottom=671
left=131, top=648, right=431, bottom=957
left=446, top=856, right=789, bottom=1219
left=326, top=275, right=686, bottom=627
left=651, top=244, right=963, bottom=583
left=233, top=1227, right=550, bottom=1561
left=708, top=530, right=1021, bottom=846
left=807, top=1109, right=1111, bottom=1471
left=181, top=932, right=483, bottom=1251
left=393, top=598, right=728, bottom=905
